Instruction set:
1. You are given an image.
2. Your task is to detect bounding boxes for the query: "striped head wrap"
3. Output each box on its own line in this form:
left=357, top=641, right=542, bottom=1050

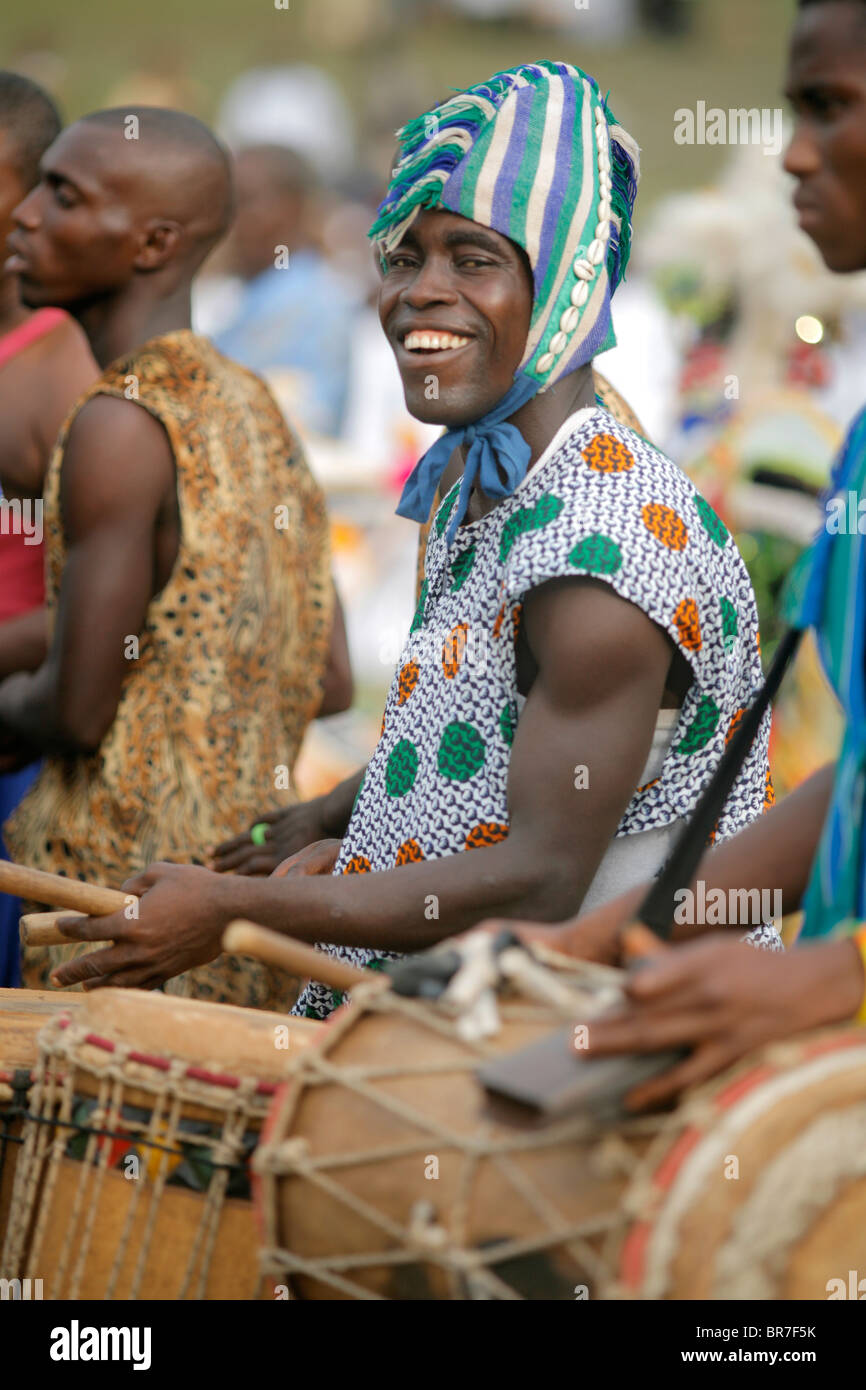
left=369, top=59, right=641, bottom=539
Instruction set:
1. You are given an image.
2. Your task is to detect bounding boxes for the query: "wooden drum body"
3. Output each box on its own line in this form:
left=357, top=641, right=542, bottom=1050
left=0, top=989, right=85, bottom=1247
left=254, top=967, right=866, bottom=1301
left=1, top=987, right=318, bottom=1299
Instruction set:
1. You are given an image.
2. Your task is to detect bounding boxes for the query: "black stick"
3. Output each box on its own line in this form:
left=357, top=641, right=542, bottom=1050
left=637, top=626, right=804, bottom=939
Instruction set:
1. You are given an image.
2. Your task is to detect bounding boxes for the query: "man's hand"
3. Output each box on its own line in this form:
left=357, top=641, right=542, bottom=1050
left=209, top=799, right=337, bottom=875
left=471, top=903, right=630, bottom=965
left=50, top=862, right=236, bottom=991
left=582, top=934, right=864, bottom=1111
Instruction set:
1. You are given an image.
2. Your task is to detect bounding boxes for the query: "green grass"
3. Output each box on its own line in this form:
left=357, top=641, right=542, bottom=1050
left=3, top=0, right=799, bottom=210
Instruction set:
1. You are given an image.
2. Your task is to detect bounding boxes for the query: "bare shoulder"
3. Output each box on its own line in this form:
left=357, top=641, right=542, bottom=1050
left=61, top=394, right=175, bottom=520
left=67, top=392, right=170, bottom=452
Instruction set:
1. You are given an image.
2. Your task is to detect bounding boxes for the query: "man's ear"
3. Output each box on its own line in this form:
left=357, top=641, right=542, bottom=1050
left=134, top=219, right=183, bottom=272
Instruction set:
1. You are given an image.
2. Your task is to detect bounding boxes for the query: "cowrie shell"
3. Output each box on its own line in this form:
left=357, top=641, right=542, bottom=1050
left=548, top=330, right=568, bottom=354
left=573, top=258, right=594, bottom=280
left=570, top=281, right=589, bottom=307
left=536, top=352, right=555, bottom=373
left=559, top=305, right=580, bottom=333
left=588, top=239, right=605, bottom=265
left=599, top=198, right=611, bottom=220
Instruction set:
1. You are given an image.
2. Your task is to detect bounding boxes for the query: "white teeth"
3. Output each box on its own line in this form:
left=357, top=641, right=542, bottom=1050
left=404, top=331, right=471, bottom=352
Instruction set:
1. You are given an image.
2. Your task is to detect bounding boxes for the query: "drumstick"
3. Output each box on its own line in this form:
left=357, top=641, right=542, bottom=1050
left=0, top=861, right=129, bottom=916
left=19, top=910, right=107, bottom=947
left=223, top=920, right=373, bottom=991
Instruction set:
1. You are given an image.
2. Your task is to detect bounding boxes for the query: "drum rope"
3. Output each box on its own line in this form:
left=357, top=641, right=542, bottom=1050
left=3, top=1014, right=270, bottom=1298
left=257, top=986, right=656, bottom=1299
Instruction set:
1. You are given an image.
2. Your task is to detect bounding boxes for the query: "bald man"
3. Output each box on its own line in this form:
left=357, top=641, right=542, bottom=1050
left=0, top=108, right=351, bottom=1008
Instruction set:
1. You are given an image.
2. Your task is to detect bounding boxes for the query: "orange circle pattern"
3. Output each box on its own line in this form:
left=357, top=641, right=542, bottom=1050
left=642, top=502, right=688, bottom=551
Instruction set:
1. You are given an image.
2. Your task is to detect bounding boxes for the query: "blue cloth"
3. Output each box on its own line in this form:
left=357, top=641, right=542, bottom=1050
left=214, top=251, right=359, bottom=437
left=0, top=761, right=39, bottom=986
left=781, top=407, right=866, bottom=940
left=396, top=372, right=541, bottom=543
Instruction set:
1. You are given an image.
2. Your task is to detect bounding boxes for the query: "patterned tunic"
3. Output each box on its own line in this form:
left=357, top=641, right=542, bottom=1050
left=295, top=406, right=775, bottom=1018
left=6, top=330, right=333, bottom=1009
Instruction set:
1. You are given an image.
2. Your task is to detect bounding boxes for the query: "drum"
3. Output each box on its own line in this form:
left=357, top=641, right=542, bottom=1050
left=253, top=954, right=866, bottom=1300
left=1, top=987, right=318, bottom=1299
left=0, top=989, right=85, bottom=1247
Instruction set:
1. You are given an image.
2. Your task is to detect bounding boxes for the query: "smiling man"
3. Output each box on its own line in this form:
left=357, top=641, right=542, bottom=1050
left=54, top=62, right=777, bottom=1012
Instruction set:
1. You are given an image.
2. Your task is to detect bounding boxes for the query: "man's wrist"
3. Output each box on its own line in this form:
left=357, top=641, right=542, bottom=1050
left=320, top=768, right=364, bottom=836
left=809, top=938, right=866, bottom=1028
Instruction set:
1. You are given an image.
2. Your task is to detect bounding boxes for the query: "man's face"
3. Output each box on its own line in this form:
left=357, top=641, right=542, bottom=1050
left=378, top=209, right=533, bottom=427
left=4, top=124, right=140, bottom=310
left=784, top=2, right=866, bottom=272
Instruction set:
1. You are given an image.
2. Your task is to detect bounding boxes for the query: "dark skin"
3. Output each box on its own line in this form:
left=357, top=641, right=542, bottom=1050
left=56, top=209, right=693, bottom=989
left=0, top=118, right=349, bottom=759
left=475, top=2, right=866, bottom=1107
left=211, top=211, right=689, bottom=876
left=0, top=129, right=97, bottom=767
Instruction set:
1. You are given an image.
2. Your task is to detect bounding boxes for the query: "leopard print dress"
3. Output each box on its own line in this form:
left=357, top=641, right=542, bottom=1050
left=5, top=330, right=333, bottom=1009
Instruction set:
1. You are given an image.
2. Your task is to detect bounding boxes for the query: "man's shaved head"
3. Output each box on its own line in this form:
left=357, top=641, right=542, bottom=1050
left=7, top=105, right=236, bottom=312
left=77, top=107, right=235, bottom=262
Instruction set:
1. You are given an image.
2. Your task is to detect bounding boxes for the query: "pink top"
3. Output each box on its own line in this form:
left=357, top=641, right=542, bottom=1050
left=0, top=308, right=67, bottom=622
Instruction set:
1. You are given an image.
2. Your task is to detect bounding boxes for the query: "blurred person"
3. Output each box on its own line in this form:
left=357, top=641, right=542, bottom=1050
left=213, top=144, right=360, bottom=437
left=217, top=66, right=354, bottom=186
left=1, top=106, right=351, bottom=1007
left=54, top=63, right=777, bottom=1014
left=0, top=71, right=96, bottom=986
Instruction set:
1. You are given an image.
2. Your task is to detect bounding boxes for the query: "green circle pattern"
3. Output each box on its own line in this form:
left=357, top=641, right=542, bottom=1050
left=695, top=495, right=729, bottom=548
left=499, top=493, right=564, bottom=563
left=675, top=696, right=721, bottom=755
left=438, top=721, right=486, bottom=782
left=568, top=533, right=622, bottom=575
left=386, top=739, right=419, bottom=796
left=499, top=701, right=517, bottom=746
left=410, top=579, right=428, bottom=635
left=450, top=544, right=476, bottom=592
left=434, top=486, right=459, bottom=536
left=720, top=596, right=738, bottom=652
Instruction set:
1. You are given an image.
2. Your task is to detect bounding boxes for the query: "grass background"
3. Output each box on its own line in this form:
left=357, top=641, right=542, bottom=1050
left=1, top=0, right=797, bottom=212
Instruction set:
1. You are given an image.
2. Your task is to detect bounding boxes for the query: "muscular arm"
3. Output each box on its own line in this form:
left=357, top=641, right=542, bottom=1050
left=56, top=576, right=682, bottom=986
left=211, top=578, right=675, bottom=943
left=0, top=396, right=175, bottom=753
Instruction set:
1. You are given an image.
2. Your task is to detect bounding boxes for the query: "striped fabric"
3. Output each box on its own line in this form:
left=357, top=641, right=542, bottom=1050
left=782, top=407, right=866, bottom=940
left=369, top=59, right=640, bottom=390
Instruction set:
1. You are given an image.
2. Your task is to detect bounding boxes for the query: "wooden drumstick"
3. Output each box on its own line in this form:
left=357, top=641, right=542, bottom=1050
left=0, top=861, right=129, bottom=916
left=223, top=920, right=375, bottom=992
left=19, top=910, right=107, bottom=947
